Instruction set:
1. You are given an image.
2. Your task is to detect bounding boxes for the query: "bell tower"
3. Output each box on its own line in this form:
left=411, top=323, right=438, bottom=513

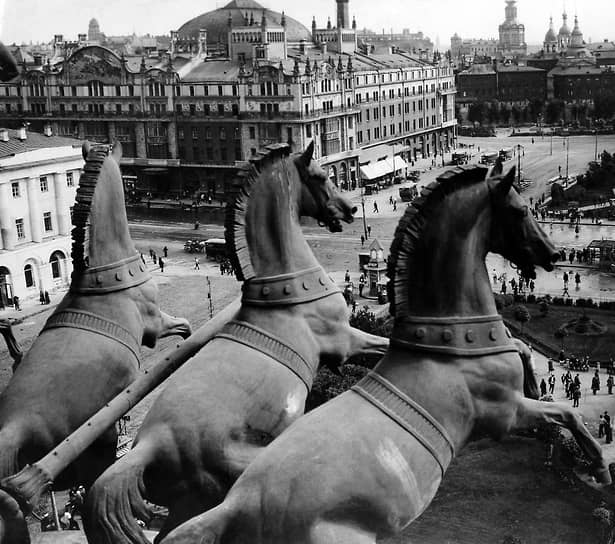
left=336, top=0, right=350, bottom=29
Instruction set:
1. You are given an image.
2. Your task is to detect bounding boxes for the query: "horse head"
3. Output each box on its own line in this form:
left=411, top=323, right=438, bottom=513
left=294, top=142, right=357, bottom=232
left=488, top=166, right=559, bottom=279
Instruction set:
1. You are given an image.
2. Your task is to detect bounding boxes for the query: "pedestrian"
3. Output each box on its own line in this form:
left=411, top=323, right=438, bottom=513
left=163, top=246, right=168, bottom=258
left=152, top=251, right=157, bottom=264
left=39, top=290, right=45, bottom=305
left=592, top=370, right=600, bottom=395
left=492, top=269, right=498, bottom=285
left=608, top=374, right=614, bottom=394
left=605, top=411, right=613, bottom=444
left=13, top=296, right=20, bottom=311
left=540, top=378, right=547, bottom=397
left=563, top=272, right=569, bottom=286
left=44, top=291, right=50, bottom=305
left=572, top=384, right=581, bottom=408
left=574, top=272, right=581, bottom=290
left=149, top=248, right=154, bottom=259
left=393, top=200, right=397, bottom=211
left=529, top=279, right=535, bottom=294
left=548, top=372, right=556, bottom=394
left=358, top=274, right=365, bottom=297
left=389, top=195, right=394, bottom=206
left=500, top=281, right=507, bottom=294
left=194, top=257, right=200, bottom=270
left=344, top=269, right=350, bottom=283
left=599, top=414, right=606, bottom=438
left=360, top=234, right=365, bottom=247
left=563, top=284, right=569, bottom=297
left=367, top=224, right=372, bottom=238
left=373, top=201, right=379, bottom=214
left=158, top=257, right=164, bottom=272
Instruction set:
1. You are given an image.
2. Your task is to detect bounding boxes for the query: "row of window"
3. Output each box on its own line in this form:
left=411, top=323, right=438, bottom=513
left=22, top=255, right=64, bottom=287
left=10, top=173, right=74, bottom=198
left=356, top=114, right=439, bottom=144
left=14, top=210, right=61, bottom=239
left=178, top=126, right=241, bottom=140
left=353, top=68, right=449, bottom=86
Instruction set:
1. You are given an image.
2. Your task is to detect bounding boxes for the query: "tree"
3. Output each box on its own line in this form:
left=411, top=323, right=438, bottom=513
left=514, top=304, right=531, bottom=335
left=550, top=183, right=566, bottom=206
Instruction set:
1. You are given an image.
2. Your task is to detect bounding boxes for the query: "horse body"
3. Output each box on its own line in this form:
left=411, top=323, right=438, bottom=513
left=85, top=143, right=388, bottom=544
left=163, top=164, right=609, bottom=544
left=0, top=143, right=190, bottom=488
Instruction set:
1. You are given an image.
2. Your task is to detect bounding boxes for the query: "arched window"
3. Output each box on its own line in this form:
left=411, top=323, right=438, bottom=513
left=24, top=264, right=35, bottom=288
left=0, top=266, right=13, bottom=309
left=50, top=251, right=66, bottom=279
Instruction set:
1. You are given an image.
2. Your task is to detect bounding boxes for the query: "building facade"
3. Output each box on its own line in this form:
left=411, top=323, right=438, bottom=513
left=0, top=127, right=82, bottom=307
left=498, top=1, right=527, bottom=57
left=0, top=0, right=455, bottom=198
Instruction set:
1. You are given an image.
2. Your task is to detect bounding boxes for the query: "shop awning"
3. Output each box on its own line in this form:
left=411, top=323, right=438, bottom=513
left=360, top=161, right=391, bottom=180
left=386, top=156, right=409, bottom=173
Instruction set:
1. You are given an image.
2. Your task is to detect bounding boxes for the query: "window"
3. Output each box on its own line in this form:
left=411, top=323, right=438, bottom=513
left=190, top=104, right=196, bottom=115
left=218, top=85, right=223, bottom=96
left=39, top=176, right=48, bottom=192
left=71, top=86, right=77, bottom=97
left=219, top=127, right=226, bottom=140
left=189, top=86, right=195, bottom=97
left=115, top=86, right=121, bottom=97
left=50, top=253, right=62, bottom=279
left=43, top=212, right=53, bottom=232
left=66, top=172, right=74, bottom=187
left=306, top=125, right=312, bottom=138
left=11, top=182, right=19, bottom=198
left=217, top=104, right=224, bottom=115
left=24, top=264, right=34, bottom=288
left=192, top=127, right=199, bottom=140
left=15, top=218, right=25, bottom=240
left=249, top=126, right=256, bottom=139
left=116, top=104, right=122, bottom=114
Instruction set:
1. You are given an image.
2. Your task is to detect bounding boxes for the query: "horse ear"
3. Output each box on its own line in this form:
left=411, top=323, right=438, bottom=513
left=491, top=157, right=504, bottom=177
left=492, top=166, right=516, bottom=199
left=297, top=141, right=314, bottom=168
left=110, top=141, right=123, bottom=163
left=82, top=141, right=91, bottom=161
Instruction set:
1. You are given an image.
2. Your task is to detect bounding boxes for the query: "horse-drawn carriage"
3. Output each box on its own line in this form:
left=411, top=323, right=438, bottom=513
left=204, top=238, right=228, bottom=261
left=183, top=240, right=205, bottom=253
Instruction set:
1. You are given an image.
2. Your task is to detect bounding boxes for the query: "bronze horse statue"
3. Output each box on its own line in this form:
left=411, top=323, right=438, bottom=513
left=0, top=142, right=191, bottom=493
left=0, top=42, right=18, bottom=82
left=0, top=319, right=22, bottom=371
left=84, top=142, right=389, bottom=543
left=163, top=164, right=610, bottom=544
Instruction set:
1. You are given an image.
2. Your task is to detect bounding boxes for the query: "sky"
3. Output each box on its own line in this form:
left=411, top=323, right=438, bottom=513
left=0, top=0, right=613, bottom=48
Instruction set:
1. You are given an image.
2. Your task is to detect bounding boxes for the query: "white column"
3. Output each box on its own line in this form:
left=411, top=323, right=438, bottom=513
left=53, top=172, right=71, bottom=236
left=27, top=177, right=43, bottom=243
left=0, top=182, right=15, bottom=250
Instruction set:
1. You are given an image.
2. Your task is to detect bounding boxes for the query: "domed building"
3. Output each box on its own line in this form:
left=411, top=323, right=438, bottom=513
left=543, top=17, right=557, bottom=53
left=176, top=0, right=312, bottom=46
left=557, top=12, right=571, bottom=50
left=88, top=18, right=103, bottom=43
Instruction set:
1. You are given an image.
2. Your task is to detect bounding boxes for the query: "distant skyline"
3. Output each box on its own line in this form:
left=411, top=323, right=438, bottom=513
left=1, top=0, right=613, bottom=48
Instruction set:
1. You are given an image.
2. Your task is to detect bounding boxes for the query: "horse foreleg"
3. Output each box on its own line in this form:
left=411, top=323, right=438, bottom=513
left=310, top=521, right=376, bottom=544
left=513, top=396, right=611, bottom=484
left=347, top=327, right=389, bottom=358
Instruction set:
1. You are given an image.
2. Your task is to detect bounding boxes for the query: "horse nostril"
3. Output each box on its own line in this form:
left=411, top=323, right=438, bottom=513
left=351, top=206, right=358, bottom=215
left=551, top=252, right=560, bottom=263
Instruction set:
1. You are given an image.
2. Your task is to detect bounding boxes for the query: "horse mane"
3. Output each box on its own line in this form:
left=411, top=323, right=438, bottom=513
left=225, top=143, right=291, bottom=282
left=71, top=145, right=109, bottom=273
left=387, top=165, right=489, bottom=319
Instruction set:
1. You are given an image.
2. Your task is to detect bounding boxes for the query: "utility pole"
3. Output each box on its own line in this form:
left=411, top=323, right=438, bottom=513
left=565, top=136, right=569, bottom=180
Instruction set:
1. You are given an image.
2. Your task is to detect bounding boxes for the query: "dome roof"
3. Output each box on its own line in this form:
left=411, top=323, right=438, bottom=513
left=558, top=13, right=570, bottom=36
left=177, top=0, right=312, bottom=45
left=544, top=18, right=556, bottom=43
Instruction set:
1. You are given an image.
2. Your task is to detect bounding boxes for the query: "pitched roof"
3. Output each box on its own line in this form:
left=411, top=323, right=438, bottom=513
left=0, top=128, right=81, bottom=159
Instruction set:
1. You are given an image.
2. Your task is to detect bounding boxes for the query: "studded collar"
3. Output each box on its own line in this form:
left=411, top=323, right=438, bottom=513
left=242, top=266, right=341, bottom=307
left=391, top=315, right=518, bottom=357
left=70, top=254, right=151, bottom=295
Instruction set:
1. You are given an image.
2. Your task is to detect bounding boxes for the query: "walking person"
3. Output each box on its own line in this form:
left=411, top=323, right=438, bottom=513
left=194, top=257, right=200, bottom=270
left=360, top=234, right=365, bottom=247
left=344, top=269, right=351, bottom=283
left=158, top=257, right=164, bottom=273
left=358, top=274, right=365, bottom=298
left=605, top=411, right=613, bottom=444
left=152, top=251, right=157, bottom=264
left=163, top=246, right=168, bottom=258
left=39, top=290, right=45, bottom=305
left=44, top=291, right=50, bottom=305
left=599, top=414, right=606, bottom=439
left=592, top=370, right=601, bottom=395
left=548, top=372, right=556, bottom=395
left=367, top=224, right=372, bottom=238
left=529, top=279, right=535, bottom=294
left=572, top=384, right=581, bottom=408
left=563, top=283, right=570, bottom=297
left=373, top=201, right=379, bottom=214
left=540, top=378, right=547, bottom=397
left=574, top=272, right=581, bottom=290
left=563, top=272, right=569, bottom=287
left=13, top=296, right=20, bottom=311
left=607, top=374, right=614, bottom=394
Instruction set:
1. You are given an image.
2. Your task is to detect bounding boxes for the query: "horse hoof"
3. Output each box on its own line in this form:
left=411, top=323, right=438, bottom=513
left=0, top=489, right=29, bottom=544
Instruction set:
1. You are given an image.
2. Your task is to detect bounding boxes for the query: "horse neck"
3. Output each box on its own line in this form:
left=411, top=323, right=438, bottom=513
left=408, top=197, right=496, bottom=318
left=86, top=163, right=136, bottom=268
left=245, top=163, right=318, bottom=277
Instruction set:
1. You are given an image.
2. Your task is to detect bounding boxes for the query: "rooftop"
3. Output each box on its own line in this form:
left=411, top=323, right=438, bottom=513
left=0, top=129, right=81, bottom=160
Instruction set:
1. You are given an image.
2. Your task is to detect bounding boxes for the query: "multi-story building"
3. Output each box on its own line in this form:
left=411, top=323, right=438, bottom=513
left=0, top=0, right=455, bottom=197
left=0, top=127, right=82, bottom=307
left=498, top=0, right=527, bottom=57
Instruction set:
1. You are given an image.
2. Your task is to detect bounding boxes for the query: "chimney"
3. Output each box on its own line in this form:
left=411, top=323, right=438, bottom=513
left=54, top=34, right=63, bottom=44
left=17, top=127, right=27, bottom=140
left=78, top=33, right=87, bottom=43
left=0, top=129, right=9, bottom=142
left=44, top=124, right=53, bottom=137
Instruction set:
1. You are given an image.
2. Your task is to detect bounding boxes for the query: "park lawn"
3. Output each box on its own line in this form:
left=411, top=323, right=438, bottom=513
left=501, top=303, right=615, bottom=362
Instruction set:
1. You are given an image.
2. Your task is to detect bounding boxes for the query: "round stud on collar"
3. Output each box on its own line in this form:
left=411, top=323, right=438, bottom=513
left=302, top=281, right=309, bottom=290
left=96, top=275, right=103, bottom=285
left=489, top=328, right=498, bottom=341
left=115, top=272, right=123, bottom=281
left=128, top=269, right=134, bottom=277
left=442, top=329, right=453, bottom=343
left=465, top=330, right=475, bottom=343
left=415, top=327, right=426, bottom=340
left=319, top=277, right=325, bottom=286
left=283, top=285, right=291, bottom=295
left=262, top=286, right=271, bottom=296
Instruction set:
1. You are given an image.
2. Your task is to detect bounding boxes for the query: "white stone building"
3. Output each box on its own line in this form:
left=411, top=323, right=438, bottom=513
left=0, top=127, right=83, bottom=308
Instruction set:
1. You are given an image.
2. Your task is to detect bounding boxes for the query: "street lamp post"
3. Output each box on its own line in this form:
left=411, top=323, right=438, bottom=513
left=565, top=136, right=570, bottom=180
left=516, top=144, right=524, bottom=186
left=594, top=129, right=598, bottom=162
left=360, top=185, right=368, bottom=241
left=550, top=132, right=553, bottom=156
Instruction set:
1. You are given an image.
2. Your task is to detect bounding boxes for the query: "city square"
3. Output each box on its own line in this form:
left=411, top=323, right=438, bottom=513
left=0, top=0, right=615, bottom=543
